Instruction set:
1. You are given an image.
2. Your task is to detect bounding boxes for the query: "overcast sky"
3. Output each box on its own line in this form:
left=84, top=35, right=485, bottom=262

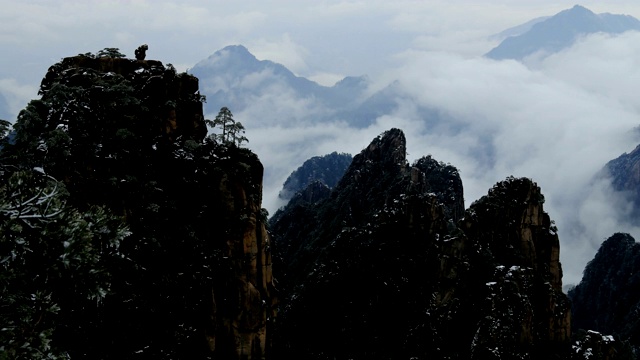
left=3, top=0, right=640, bottom=285
left=3, top=0, right=640, bottom=111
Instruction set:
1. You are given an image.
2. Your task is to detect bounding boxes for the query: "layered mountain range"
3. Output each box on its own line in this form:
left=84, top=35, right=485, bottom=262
left=188, top=45, right=444, bottom=130
left=4, top=5, right=640, bottom=357
left=189, top=45, right=373, bottom=127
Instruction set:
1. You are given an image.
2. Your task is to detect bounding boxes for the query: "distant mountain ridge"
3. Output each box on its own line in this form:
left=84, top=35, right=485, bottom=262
left=189, top=45, right=370, bottom=120
left=486, top=5, right=640, bottom=61
left=489, top=16, right=551, bottom=41
left=189, top=45, right=470, bottom=131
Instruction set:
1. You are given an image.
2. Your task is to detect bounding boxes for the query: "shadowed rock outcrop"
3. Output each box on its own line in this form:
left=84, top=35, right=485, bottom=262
left=3, top=50, right=274, bottom=359
left=605, top=143, right=640, bottom=222
left=463, top=177, right=570, bottom=359
left=270, top=129, right=570, bottom=359
left=39, top=53, right=207, bottom=143
left=569, top=233, right=640, bottom=357
left=278, top=151, right=352, bottom=201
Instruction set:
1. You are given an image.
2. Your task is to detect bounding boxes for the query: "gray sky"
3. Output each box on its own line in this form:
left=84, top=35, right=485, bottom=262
left=3, top=0, right=640, bottom=285
left=4, top=0, right=640, bottom=111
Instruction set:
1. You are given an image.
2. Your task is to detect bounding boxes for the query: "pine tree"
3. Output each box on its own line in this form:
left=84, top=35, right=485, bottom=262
left=0, top=166, right=128, bottom=359
left=208, top=107, right=248, bottom=146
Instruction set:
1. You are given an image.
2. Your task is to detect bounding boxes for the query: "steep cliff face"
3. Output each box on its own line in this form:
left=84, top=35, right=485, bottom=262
left=278, top=151, right=352, bottom=201
left=271, top=129, right=462, bottom=358
left=604, top=144, right=640, bottom=222
left=204, top=150, right=275, bottom=359
left=270, top=129, right=571, bottom=359
left=40, top=54, right=207, bottom=142
left=3, top=50, right=274, bottom=359
left=462, top=177, right=570, bottom=359
left=569, top=233, right=640, bottom=356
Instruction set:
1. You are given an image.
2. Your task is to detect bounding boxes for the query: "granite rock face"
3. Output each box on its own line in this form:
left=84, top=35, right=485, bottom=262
left=270, top=129, right=571, bottom=359
left=205, top=152, right=275, bottom=359
left=605, top=143, right=640, bottom=222
left=569, top=233, right=640, bottom=357
left=278, top=151, right=352, bottom=201
left=6, top=51, right=275, bottom=359
left=39, top=54, right=207, bottom=142
left=463, top=177, right=570, bottom=359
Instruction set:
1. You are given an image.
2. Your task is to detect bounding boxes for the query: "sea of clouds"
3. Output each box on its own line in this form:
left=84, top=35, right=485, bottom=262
left=227, top=31, right=640, bottom=285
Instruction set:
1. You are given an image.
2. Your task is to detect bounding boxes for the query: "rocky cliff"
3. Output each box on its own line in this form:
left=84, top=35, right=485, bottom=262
left=2, top=49, right=274, bottom=359
left=462, top=176, right=570, bottom=359
left=569, top=233, right=640, bottom=357
left=270, top=128, right=570, bottom=359
left=277, top=151, right=352, bottom=201
left=605, top=144, right=640, bottom=222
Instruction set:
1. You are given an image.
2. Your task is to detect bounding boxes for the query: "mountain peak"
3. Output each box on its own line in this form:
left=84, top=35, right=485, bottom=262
left=554, top=4, right=596, bottom=20
left=486, top=5, right=640, bottom=61
left=220, top=44, right=253, bottom=56
left=204, top=44, right=257, bottom=63
left=190, top=45, right=372, bottom=126
left=568, top=4, right=592, bottom=13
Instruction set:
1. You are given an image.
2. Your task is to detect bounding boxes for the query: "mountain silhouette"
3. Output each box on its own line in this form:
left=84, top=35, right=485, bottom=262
left=486, top=5, right=640, bottom=61
left=189, top=45, right=369, bottom=119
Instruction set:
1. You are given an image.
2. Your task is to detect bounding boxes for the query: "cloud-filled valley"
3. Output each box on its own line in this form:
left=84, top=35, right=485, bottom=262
left=204, top=31, right=640, bottom=285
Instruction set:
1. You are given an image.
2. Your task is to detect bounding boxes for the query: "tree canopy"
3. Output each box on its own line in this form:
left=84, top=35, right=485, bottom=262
left=207, top=106, right=248, bottom=147
left=96, top=47, right=126, bottom=58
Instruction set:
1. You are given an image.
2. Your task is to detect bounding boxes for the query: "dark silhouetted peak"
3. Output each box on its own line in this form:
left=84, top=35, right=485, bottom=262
left=463, top=177, right=563, bottom=289
left=2, top=49, right=274, bottom=359
left=270, top=128, right=468, bottom=358
left=294, top=180, right=332, bottom=204
left=278, top=151, right=352, bottom=201
left=569, top=233, right=640, bottom=354
left=270, top=180, right=332, bottom=225
left=269, top=129, right=572, bottom=358
left=335, top=128, right=407, bottom=191
left=412, top=155, right=465, bottom=222
left=598, top=232, right=637, bottom=258
left=38, top=52, right=206, bottom=145
left=460, top=177, right=570, bottom=359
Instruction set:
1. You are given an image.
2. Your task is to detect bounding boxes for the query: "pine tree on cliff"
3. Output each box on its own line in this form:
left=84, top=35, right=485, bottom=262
left=209, top=106, right=248, bottom=146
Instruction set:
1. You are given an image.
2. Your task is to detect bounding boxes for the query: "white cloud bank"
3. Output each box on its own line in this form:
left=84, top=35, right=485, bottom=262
left=241, top=31, right=640, bottom=285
